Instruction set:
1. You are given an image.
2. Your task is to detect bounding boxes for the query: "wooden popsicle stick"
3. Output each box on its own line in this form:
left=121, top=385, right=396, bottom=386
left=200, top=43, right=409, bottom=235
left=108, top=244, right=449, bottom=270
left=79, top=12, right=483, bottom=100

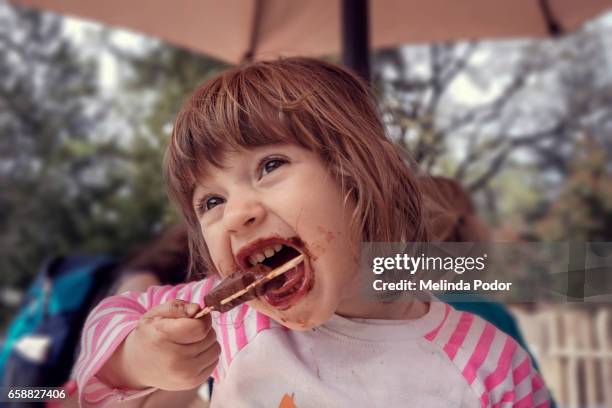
left=221, top=254, right=304, bottom=305
left=194, top=254, right=305, bottom=319
left=194, top=305, right=214, bottom=319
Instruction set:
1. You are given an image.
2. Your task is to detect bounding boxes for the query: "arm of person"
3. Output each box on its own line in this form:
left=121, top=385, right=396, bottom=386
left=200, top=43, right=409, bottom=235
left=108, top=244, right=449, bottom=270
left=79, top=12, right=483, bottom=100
left=106, top=272, right=207, bottom=408
left=481, top=337, right=552, bottom=407
left=74, top=279, right=217, bottom=407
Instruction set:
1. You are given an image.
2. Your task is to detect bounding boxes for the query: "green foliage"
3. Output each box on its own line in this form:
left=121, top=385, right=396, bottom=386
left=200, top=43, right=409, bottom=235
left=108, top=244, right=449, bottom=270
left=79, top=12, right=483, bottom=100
left=1, top=5, right=104, bottom=288
left=0, top=3, right=226, bottom=304
left=109, top=44, right=228, bottom=236
left=535, top=136, right=612, bottom=241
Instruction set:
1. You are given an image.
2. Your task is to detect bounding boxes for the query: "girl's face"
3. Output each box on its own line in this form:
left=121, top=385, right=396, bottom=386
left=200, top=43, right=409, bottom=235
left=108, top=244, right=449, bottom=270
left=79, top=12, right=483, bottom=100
left=193, top=143, right=361, bottom=330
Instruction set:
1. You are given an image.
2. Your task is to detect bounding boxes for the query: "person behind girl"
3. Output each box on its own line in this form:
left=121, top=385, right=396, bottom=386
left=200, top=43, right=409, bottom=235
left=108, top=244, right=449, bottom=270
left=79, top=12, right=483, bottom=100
left=74, top=58, right=550, bottom=407
left=55, top=224, right=208, bottom=408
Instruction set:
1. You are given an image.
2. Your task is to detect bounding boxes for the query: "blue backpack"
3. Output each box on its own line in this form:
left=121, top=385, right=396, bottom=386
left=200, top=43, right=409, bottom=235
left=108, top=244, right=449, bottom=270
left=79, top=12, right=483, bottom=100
left=0, top=255, right=118, bottom=389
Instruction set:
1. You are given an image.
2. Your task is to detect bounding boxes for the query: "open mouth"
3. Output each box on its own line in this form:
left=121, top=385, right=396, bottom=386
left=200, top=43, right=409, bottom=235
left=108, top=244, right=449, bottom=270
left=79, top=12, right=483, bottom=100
left=238, top=238, right=313, bottom=310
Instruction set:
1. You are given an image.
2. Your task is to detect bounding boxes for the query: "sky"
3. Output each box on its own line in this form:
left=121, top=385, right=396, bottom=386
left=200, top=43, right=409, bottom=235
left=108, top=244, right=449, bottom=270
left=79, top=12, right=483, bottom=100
left=62, top=19, right=152, bottom=92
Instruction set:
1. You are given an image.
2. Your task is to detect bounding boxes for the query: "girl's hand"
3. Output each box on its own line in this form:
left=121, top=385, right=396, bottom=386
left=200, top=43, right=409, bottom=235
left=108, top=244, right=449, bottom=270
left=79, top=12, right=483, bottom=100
left=100, top=299, right=220, bottom=391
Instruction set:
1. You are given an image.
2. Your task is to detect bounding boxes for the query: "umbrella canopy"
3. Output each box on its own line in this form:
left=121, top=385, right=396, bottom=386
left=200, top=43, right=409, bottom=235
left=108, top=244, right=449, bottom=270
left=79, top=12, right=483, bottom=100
left=13, top=0, right=612, bottom=65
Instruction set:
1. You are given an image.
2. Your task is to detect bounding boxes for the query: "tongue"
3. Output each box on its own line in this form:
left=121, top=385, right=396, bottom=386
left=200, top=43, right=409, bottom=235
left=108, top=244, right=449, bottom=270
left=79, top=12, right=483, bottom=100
left=267, top=264, right=303, bottom=296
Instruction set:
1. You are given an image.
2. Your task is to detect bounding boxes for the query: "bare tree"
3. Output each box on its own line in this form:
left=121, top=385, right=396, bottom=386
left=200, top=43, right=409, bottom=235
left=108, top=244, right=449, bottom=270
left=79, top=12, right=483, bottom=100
left=373, top=21, right=612, bottom=197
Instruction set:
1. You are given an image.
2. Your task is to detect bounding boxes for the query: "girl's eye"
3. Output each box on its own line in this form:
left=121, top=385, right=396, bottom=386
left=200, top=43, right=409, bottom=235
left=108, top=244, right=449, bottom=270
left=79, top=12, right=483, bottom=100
left=198, top=196, right=225, bottom=214
left=260, top=157, right=287, bottom=177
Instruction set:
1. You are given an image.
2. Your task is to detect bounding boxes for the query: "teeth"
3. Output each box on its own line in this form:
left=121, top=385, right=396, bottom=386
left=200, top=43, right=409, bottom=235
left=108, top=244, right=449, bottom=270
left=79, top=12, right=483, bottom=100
left=247, top=244, right=286, bottom=266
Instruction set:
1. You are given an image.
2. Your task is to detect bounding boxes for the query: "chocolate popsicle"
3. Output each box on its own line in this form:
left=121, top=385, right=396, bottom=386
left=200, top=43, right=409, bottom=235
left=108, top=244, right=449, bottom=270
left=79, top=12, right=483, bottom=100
left=195, top=255, right=304, bottom=318
left=203, top=270, right=258, bottom=313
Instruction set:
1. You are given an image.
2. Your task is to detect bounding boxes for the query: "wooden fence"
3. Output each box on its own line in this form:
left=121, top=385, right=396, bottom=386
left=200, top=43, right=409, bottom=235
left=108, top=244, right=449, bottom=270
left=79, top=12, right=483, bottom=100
left=510, top=305, right=612, bottom=408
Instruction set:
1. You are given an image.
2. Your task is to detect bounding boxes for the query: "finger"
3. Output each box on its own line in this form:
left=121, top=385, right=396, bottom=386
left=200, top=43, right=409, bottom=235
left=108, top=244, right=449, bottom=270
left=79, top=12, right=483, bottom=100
left=156, top=315, right=213, bottom=344
left=143, top=299, right=200, bottom=319
left=184, top=358, right=218, bottom=390
left=176, top=330, right=219, bottom=357
left=158, top=339, right=219, bottom=389
left=195, top=356, right=220, bottom=384
left=193, top=340, right=221, bottom=370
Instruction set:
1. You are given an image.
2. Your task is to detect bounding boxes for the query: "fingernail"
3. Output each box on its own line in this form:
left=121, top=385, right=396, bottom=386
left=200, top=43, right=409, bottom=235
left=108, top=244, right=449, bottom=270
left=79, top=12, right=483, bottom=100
left=185, top=303, right=199, bottom=316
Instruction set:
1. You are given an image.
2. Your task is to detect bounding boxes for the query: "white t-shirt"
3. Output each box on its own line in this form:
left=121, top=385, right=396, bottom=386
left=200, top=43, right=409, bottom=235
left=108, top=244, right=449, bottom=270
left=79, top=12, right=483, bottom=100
left=213, top=301, right=479, bottom=407
left=210, top=300, right=550, bottom=407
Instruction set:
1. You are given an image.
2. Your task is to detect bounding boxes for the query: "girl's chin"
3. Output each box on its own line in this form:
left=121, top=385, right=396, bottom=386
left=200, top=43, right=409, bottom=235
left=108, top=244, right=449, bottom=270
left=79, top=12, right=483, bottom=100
left=282, top=321, right=317, bottom=331
left=274, top=314, right=324, bottom=331
left=272, top=301, right=336, bottom=330
left=251, top=265, right=336, bottom=329
left=247, top=294, right=330, bottom=330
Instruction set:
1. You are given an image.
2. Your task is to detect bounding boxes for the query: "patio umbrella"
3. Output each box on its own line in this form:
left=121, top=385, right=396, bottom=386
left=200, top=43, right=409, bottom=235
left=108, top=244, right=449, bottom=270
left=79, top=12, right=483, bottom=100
left=12, top=0, right=612, bottom=81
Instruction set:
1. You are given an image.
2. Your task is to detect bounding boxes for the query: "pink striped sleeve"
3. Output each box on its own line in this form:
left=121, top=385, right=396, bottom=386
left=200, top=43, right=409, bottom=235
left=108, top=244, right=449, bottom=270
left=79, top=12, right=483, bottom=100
left=475, top=328, right=551, bottom=407
left=443, top=312, right=475, bottom=359
left=424, top=306, right=552, bottom=408
left=75, top=279, right=214, bottom=407
left=482, top=337, right=551, bottom=407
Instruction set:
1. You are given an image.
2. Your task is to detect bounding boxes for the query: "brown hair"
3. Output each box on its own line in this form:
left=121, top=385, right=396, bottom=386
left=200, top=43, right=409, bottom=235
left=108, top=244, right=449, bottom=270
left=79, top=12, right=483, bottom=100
left=164, top=57, right=429, bottom=277
left=419, top=177, right=491, bottom=242
left=120, top=223, right=190, bottom=283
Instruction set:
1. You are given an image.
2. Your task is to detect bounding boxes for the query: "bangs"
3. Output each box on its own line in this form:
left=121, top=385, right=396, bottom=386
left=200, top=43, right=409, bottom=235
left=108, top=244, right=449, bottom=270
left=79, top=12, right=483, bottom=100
left=166, top=62, right=327, bottom=200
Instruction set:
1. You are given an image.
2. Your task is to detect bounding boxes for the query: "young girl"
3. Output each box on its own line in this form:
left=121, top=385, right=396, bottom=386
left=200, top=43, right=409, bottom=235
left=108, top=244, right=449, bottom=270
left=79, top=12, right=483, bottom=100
left=74, top=58, right=550, bottom=407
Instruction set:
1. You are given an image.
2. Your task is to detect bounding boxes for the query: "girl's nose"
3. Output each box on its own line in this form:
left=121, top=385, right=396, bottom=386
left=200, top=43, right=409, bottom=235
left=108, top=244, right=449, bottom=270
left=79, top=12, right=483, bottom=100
left=223, top=194, right=266, bottom=234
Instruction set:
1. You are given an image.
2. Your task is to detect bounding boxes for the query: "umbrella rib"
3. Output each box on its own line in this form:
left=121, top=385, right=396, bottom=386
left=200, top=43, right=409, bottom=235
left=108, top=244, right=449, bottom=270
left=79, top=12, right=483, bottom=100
left=243, top=0, right=264, bottom=62
left=538, top=0, right=564, bottom=36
